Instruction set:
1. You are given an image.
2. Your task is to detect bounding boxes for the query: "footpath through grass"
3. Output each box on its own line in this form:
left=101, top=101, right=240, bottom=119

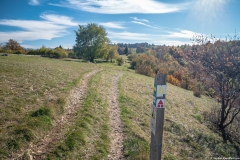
left=47, top=68, right=124, bottom=159
left=0, top=55, right=98, bottom=159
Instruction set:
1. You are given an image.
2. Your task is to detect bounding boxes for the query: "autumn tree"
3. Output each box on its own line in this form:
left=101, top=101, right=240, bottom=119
left=192, top=34, right=240, bottom=142
left=108, top=45, right=119, bottom=62
left=73, top=23, right=110, bottom=62
left=3, top=39, right=25, bottom=53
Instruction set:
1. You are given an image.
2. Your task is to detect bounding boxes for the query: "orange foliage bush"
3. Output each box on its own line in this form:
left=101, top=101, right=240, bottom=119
left=136, top=65, right=156, bottom=77
left=167, top=75, right=180, bottom=86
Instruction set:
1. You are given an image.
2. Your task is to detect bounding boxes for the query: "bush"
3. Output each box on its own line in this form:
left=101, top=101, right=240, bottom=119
left=13, top=50, right=25, bottom=54
left=117, top=57, right=124, bottom=66
left=136, top=64, right=155, bottom=77
left=167, top=75, right=180, bottom=86
left=193, top=90, right=201, bottom=98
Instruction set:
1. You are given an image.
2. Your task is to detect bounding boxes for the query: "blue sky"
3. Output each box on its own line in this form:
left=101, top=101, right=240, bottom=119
left=0, top=0, right=239, bottom=49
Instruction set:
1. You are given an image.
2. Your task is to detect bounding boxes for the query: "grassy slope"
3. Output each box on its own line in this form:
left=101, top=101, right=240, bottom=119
left=118, top=69, right=240, bottom=159
left=0, top=55, right=239, bottom=159
left=0, top=55, right=98, bottom=159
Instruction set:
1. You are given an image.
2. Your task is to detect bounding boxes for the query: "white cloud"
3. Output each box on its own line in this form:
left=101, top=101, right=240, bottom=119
left=130, top=17, right=149, bottom=23
left=108, top=31, right=150, bottom=41
left=0, top=14, right=78, bottom=43
left=0, top=30, right=66, bottom=43
left=49, top=0, right=189, bottom=14
left=166, top=30, right=200, bottom=39
left=99, top=22, right=125, bottom=29
left=29, top=0, right=40, bottom=6
left=40, top=14, right=78, bottom=26
left=131, top=21, right=160, bottom=29
left=107, top=29, right=199, bottom=45
left=153, top=40, right=190, bottom=46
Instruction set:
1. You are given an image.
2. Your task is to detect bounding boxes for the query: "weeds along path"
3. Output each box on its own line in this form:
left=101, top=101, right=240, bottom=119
left=17, top=69, right=101, bottom=159
left=108, top=74, right=125, bottom=160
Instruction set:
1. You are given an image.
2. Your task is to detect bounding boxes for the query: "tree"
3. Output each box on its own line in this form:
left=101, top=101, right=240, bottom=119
left=73, top=23, right=110, bottom=62
left=3, top=39, right=25, bottom=53
left=192, top=34, right=240, bottom=142
left=136, top=46, right=145, bottom=53
left=124, top=46, right=128, bottom=55
left=108, top=45, right=119, bottom=62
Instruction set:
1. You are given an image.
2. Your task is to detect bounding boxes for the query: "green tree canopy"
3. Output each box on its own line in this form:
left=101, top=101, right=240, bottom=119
left=73, top=23, right=110, bottom=62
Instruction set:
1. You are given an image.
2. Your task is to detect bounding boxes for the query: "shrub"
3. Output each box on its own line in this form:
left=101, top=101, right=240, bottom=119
left=136, top=64, right=155, bottom=77
left=117, top=57, right=124, bottom=66
left=13, top=50, right=25, bottom=54
left=193, top=90, right=201, bottom=98
left=167, top=75, right=180, bottom=86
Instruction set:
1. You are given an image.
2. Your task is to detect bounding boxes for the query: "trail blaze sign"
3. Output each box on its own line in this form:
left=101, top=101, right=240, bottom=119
left=156, top=99, right=165, bottom=108
left=150, top=74, right=166, bottom=160
left=157, top=85, right=166, bottom=97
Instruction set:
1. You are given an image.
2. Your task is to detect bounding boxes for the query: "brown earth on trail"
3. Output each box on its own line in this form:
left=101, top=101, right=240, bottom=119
left=108, top=75, right=125, bottom=160
left=14, top=70, right=100, bottom=160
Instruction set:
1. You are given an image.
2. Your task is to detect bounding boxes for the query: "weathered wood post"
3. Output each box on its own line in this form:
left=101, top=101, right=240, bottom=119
left=150, top=74, right=166, bottom=160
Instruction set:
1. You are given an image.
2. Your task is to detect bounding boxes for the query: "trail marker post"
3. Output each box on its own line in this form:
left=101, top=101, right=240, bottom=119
left=150, top=74, right=166, bottom=160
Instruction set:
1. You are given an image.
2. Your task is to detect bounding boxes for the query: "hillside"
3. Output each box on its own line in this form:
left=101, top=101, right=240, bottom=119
left=0, top=55, right=239, bottom=159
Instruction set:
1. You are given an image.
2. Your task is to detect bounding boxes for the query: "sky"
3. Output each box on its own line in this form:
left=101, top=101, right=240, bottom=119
left=0, top=0, right=239, bottom=49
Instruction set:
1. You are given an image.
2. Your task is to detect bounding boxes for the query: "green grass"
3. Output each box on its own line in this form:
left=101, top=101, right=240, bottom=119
left=0, top=55, right=98, bottom=159
left=47, top=69, right=122, bottom=159
left=117, top=68, right=240, bottom=159
left=1, top=55, right=239, bottom=159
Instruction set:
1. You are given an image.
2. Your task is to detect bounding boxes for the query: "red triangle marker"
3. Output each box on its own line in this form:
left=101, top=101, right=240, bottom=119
left=158, top=100, right=164, bottom=108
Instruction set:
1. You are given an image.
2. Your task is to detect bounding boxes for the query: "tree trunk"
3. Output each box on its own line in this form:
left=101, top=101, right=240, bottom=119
left=90, top=56, right=94, bottom=62
left=220, top=126, right=227, bottom=143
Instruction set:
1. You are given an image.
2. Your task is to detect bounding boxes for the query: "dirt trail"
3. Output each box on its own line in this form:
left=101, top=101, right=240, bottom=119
left=15, top=70, right=100, bottom=160
left=108, top=75, right=125, bottom=160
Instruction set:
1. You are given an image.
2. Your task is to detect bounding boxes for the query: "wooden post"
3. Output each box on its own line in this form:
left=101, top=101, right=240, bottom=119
left=150, top=74, right=166, bottom=160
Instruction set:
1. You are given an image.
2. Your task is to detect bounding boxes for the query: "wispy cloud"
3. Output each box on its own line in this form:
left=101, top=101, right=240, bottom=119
left=108, top=31, right=150, bottom=41
left=0, top=14, right=78, bottom=43
left=130, top=17, right=149, bottom=23
left=153, top=40, right=190, bottom=46
left=40, top=14, right=78, bottom=26
left=166, top=30, right=200, bottom=39
left=131, top=21, right=160, bottom=29
left=99, top=22, right=125, bottom=29
left=29, top=0, right=40, bottom=6
left=49, top=0, right=189, bottom=14
left=108, top=29, right=200, bottom=45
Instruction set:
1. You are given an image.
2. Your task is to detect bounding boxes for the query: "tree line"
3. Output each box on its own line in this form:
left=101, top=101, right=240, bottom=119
left=128, top=34, right=240, bottom=144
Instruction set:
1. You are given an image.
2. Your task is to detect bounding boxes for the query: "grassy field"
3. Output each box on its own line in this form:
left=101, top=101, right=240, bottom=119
left=0, top=55, right=239, bottom=159
left=0, top=55, right=98, bottom=159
